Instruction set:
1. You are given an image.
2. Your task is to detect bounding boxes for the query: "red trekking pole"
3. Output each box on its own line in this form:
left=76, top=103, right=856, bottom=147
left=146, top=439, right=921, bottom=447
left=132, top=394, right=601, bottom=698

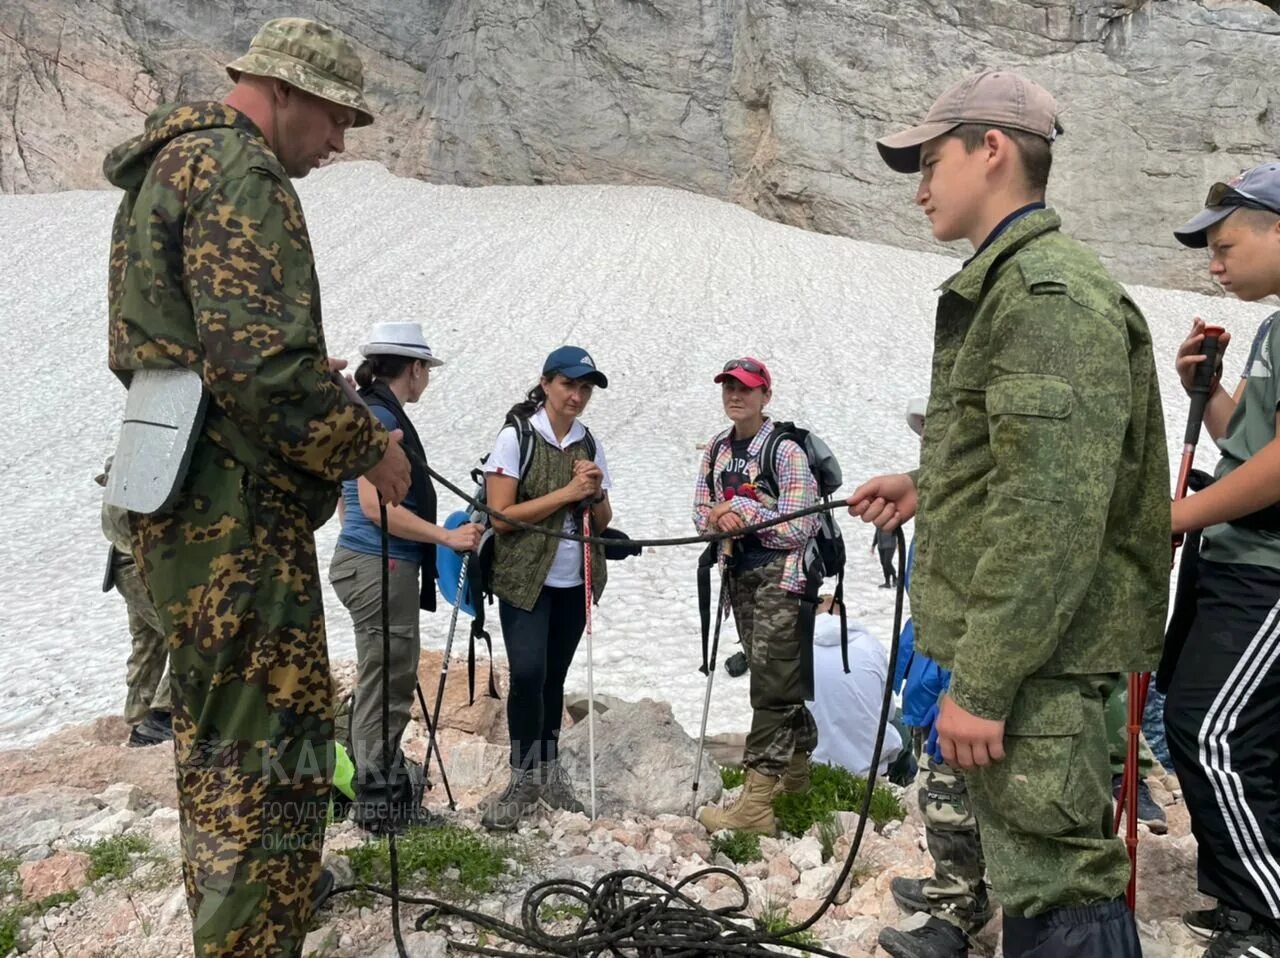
left=1117, top=324, right=1223, bottom=909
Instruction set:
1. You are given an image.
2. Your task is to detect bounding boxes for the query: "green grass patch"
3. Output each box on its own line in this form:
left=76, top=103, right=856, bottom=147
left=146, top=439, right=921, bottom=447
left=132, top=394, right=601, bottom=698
left=538, top=900, right=588, bottom=923
left=0, top=856, right=19, bottom=898
left=757, top=898, right=820, bottom=947
left=0, top=891, right=79, bottom=955
left=719, top=765, right=745, bottom=791
left=709, top=829, right=763, bottom=865
left=344, top=823, right=510, bottom=898
left=86, top=834, right=152, bottom=882
left=772, top=763, right=905, bottom=837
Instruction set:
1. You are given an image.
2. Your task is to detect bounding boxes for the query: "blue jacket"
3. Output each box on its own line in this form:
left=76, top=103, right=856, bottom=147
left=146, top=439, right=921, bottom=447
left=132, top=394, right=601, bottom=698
left=893, top=538, right=952, bottom=728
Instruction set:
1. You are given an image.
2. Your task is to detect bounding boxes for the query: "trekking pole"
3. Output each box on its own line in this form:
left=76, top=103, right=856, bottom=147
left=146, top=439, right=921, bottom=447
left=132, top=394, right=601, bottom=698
left=413, top=681, right=454, bottom=809
left=691, top=539, right=732, bottom=811
left=1117, top=324, right=1224, bottom=910
left=420, top=557, right=471, bottom=813
left=582, top=507, right=598, bottom=820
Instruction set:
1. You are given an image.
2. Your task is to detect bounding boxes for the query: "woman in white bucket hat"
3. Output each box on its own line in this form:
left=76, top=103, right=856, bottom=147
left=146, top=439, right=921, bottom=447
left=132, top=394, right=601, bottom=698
left=329, top=321, right=482, bottom=834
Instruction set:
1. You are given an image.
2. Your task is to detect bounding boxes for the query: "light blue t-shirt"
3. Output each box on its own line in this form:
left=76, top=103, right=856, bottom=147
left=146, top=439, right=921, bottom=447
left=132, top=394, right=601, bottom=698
left=336, top=405, right=424, bottom=564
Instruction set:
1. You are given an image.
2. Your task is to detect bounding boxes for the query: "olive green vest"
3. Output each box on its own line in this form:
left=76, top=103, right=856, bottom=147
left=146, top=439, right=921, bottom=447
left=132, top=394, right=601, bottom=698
left=491, top=434, right=607, bottom=611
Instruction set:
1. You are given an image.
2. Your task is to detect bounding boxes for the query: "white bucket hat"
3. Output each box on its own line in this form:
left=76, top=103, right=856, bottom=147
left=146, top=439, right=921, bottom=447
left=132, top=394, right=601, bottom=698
left=905, top=397, right=927, bottom=437
left=359, top=322, right=444, bottom=367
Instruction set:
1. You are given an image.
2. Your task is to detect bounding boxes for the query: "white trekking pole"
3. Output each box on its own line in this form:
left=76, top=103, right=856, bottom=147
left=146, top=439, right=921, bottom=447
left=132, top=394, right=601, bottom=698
left=581, top=506, right=598, bottom=820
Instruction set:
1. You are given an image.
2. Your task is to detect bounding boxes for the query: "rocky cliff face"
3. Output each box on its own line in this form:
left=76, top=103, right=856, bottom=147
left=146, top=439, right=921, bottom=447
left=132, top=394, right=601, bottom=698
left=3, top=0, right=1278, bottom=289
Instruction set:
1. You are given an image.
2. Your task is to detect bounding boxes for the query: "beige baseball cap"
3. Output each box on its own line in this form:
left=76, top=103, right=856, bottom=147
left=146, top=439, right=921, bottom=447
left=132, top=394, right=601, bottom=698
left=877, top=70, right=1061, bottom=174
left=226, top=18, right=373, bottom=127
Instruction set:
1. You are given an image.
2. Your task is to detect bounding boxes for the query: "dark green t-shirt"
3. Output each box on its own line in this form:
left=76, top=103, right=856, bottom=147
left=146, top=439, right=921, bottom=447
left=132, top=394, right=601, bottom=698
left=1203, top=311, right=1280, bottom=569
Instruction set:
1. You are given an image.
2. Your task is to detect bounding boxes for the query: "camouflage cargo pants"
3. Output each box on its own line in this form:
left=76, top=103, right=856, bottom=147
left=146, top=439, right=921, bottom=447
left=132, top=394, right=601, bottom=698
left=133, top=442, right=332, bottom=958
left=1104, top=679, right=1157, bottom=779
left=728, top=557, right=818, bottom=777
left=966, top=674, right=1129, bottom=918
left=113, top=558, right=172, bottom=726
left=914, top=750, right=988, bottom=930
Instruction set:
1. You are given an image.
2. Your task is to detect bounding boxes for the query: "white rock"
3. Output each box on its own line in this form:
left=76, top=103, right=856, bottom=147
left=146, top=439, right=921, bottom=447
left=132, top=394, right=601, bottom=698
left=789, top=835, right=824, bottom=872
left=70, top=807, right=137, bottom=841
left=96, top=783, right=145, bottom=812
left=158, top=886, right=188, bottom=927
left=797, top=863, right=837, bottom=900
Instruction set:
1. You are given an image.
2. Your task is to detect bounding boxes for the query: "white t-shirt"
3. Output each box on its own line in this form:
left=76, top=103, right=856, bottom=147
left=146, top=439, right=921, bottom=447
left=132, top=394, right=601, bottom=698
left=484, top=407, right=612, bottom=588
left=806, top=617, right=903, bottom=777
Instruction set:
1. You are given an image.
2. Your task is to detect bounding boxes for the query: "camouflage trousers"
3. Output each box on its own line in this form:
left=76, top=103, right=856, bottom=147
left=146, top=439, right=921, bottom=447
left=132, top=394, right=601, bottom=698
left=965, top=674, right=1129, bottom=918
left=913, top=751, right=988, bottom=931
left=133, top=443, right=333, bottom=958
left=728, top=558, right=818, bottom=777
left=1104, top=679, right=1157, bottom=779
left=114, top=558, right=172, bottom=726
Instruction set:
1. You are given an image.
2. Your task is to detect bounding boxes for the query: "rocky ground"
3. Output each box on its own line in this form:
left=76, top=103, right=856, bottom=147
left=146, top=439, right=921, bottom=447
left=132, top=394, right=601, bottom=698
left=0, top=654, right=1213, bottom=958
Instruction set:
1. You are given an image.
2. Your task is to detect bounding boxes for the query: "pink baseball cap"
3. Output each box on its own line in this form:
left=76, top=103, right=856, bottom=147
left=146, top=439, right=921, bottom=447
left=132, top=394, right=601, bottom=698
left=714, top=357, right=771, bottom=389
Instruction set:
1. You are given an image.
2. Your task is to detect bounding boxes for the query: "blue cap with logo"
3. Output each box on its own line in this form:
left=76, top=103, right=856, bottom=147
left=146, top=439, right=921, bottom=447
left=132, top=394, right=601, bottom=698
left=543, top=345, right=608, bottom=388
left=1175, top=163, right=1280, bottom=249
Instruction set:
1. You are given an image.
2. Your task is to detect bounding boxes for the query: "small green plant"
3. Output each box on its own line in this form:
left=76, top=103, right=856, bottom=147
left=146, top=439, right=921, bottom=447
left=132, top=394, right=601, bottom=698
left=0, top=890, right=80, bottom=955
left=772, top=763, right=905, bottom=837
left=817, top=813, right=841, bottom=863
left=719, top=765, right=746, bottom=790
left=538, top=900, right=588, bottom=923
left=86, top=834, right=152, bottom=882
left=345, top=823, right=510, bottom=897
left=709, top=829, right=763, bottom=865
left=757, top=898, right=820, bottom=947
left=0, top=856, right=19, bottom=897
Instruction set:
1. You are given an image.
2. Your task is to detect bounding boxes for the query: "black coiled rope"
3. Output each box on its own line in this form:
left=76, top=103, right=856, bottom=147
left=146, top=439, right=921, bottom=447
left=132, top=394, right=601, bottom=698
left=331, top=470, right=909, bottom=958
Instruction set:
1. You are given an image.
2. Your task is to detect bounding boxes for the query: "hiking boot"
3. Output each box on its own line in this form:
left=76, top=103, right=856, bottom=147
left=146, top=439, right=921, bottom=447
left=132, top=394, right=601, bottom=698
left=697, top=768, right=777, bottom=836
left=541, top=760, right=586, bottom=815
left=890, top=876, right=993, bottom=929
left=1112, top=774, right=1168, bottom=834
left=775, top=752, right=811, bottom=795
left=127, top=709, right=173, bottom=747
left=1184, top=903, right=1230, bottom=939
left=878, top=915, right=969, bottom=958
left=1202, top=909, right=1279, bottom=957
left=481, top=766, right=544, bottom=831
left=724, top=652, right=749, bottom=678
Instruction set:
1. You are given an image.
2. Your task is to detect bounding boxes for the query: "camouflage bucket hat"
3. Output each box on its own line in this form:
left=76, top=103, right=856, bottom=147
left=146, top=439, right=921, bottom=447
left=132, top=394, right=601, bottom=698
left=226, top=17, right=373, bottom=127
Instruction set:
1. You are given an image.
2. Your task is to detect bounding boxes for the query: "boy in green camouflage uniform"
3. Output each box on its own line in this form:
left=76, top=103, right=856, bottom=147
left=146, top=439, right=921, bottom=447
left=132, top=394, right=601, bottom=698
left=852, top=71, right=1169, bottom=957
left=104, top=19, right=410, bottom=958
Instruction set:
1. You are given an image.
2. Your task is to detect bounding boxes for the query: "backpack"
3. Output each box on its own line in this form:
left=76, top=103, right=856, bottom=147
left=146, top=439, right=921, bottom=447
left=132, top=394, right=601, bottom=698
left=699, top=421, right=849, bottom=693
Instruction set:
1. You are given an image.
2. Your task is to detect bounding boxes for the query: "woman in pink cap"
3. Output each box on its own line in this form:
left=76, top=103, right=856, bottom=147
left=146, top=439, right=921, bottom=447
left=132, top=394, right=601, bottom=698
left=691, top=357, right=820, bottom=836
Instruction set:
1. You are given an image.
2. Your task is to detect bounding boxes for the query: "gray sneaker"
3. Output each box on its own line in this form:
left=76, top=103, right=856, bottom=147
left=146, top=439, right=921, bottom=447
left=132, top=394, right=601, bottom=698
left=480, top=766, right=544, bottom=831
left=541, top=760, right=587, bottom=814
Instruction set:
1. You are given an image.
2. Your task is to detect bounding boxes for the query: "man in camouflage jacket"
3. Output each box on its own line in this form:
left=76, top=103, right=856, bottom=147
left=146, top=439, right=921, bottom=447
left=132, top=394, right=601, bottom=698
left=104, top=18, right=409, bottom=957
left=853, top=71, right=1169, bottom=958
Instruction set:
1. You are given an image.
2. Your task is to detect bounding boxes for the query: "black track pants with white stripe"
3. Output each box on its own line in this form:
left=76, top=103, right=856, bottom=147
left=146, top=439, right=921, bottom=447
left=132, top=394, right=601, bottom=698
left=1166, top=558, right=1280, bottom=924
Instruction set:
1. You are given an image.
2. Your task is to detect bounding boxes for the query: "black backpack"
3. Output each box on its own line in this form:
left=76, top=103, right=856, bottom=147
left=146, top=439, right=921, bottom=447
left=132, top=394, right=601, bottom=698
left=699, top=422, right=848, bottom=694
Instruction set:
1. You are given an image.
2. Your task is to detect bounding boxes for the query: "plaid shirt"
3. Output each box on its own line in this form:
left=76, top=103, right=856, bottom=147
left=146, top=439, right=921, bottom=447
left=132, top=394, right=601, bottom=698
left=692, top=418, right=820, bottom=595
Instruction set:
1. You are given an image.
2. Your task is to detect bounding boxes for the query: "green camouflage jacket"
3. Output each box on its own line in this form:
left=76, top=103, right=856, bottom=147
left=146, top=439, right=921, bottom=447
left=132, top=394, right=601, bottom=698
left=911, top=209, right=1170, bottom=721
left=104, top=102, right=386, bottom=528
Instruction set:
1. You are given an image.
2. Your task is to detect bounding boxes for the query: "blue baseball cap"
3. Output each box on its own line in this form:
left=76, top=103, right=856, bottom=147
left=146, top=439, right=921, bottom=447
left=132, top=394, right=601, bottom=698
left=542, top=345, right=608, bottom=388
left=1175, top=163, right=1280, bottom=249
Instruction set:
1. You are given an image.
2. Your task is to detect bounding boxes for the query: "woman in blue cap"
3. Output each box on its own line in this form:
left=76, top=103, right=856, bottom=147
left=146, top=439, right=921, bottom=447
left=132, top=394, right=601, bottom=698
left=480, top=346, right=613, bottom=830
left=329, top=321, right=483, bottom=834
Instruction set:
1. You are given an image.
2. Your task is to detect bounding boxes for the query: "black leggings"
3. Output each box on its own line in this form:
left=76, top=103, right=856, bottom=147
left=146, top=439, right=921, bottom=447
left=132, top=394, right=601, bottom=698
left=498, top=586, right=587, bottom=770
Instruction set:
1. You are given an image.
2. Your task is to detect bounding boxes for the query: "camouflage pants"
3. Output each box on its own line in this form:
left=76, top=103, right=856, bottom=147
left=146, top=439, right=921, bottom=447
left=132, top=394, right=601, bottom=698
left=1104, top=679, right=1157, bottom=779
left=114, top=558, right=172, bottom=726
left=966, top=674, right=1129, bottom=919
left=728, top=558, right=818, bottom=777
left=914, top=751, right=988, bottom=931
left=133, top=443, right=332, bottom=958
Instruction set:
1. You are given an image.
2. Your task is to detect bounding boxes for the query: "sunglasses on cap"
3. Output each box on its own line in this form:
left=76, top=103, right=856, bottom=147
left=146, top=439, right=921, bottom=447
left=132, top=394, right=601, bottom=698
left=723, top=358, right=766, bottom=375
left=1206, top=182, right=1280, bottom=216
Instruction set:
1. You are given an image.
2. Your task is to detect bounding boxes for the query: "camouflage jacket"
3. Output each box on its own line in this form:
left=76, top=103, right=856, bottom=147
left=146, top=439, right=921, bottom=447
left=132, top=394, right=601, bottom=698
left=910, top=209, right=1170, bottom=722
left=104, top=102, right=386, bottom=528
